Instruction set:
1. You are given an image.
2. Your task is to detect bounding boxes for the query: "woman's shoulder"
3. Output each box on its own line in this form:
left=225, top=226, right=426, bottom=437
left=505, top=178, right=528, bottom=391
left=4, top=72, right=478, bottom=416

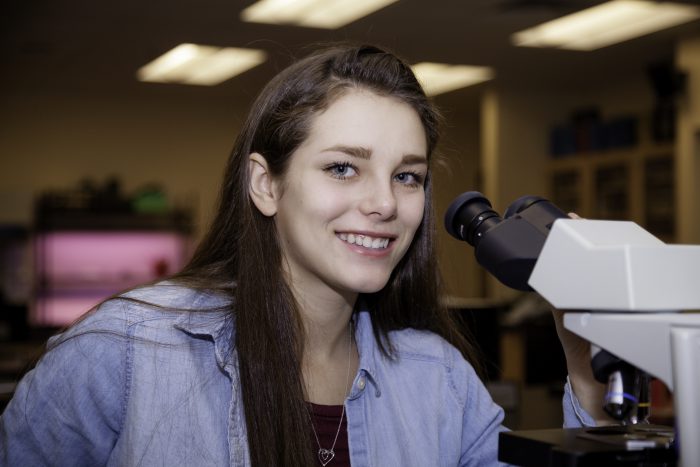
left=52, top=281, right=232, bottom=346
left=356, top=312, right=484, bottom=410
left=388, top=326, right=466, bottom=369
left=119, top=280, right=232, bottom=314
left=357, top=311, right=471, bottom=371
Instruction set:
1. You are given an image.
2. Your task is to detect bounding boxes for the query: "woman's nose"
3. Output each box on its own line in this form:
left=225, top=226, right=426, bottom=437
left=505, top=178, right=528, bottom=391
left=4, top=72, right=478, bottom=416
left=358, top=178, right=397, bottom=220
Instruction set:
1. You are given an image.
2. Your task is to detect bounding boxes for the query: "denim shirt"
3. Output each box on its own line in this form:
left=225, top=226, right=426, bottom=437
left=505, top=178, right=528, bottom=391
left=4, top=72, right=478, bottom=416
left=0, top=284, right=593, bottom=466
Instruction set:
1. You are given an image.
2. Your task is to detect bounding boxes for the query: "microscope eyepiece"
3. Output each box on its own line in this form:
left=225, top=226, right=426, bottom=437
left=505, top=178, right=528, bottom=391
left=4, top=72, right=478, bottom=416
left=444, top=191, right=501, bottom=246
left=444, top=191, right=568, bottom=291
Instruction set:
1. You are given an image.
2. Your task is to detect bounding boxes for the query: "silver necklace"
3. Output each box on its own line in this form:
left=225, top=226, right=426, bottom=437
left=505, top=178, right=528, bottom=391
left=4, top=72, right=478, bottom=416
left=309, top=327, right=353, bottom=467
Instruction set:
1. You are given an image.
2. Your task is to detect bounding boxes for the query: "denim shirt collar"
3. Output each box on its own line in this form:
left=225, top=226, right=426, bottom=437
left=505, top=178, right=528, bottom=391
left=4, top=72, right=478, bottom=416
left=172, top=291, right=236, bottom=373
left=172, top=296, right=384, bottom=397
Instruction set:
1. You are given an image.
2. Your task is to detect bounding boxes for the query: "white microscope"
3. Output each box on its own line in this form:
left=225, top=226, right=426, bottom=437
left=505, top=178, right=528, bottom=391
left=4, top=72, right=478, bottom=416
left=445, top=192, right=700, bottom=467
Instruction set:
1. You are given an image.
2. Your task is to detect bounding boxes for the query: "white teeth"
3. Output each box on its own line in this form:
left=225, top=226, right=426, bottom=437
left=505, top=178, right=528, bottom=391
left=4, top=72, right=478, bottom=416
left=338, top=233, right=390, bottom=249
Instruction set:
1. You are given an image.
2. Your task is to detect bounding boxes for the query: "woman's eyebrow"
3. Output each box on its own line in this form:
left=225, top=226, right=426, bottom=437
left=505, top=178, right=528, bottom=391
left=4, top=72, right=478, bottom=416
left=322, top=145, right=427, bottom=165
left=322, top=145, right=372, bottom=159
left=402, top=154, right=428, bottom=165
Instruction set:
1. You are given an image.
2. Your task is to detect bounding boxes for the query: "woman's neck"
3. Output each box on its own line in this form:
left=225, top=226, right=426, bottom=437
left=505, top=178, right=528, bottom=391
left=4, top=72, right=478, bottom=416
left=297, top=288, right=356, bottom=359
left=291, top=281, right=359, bottom=404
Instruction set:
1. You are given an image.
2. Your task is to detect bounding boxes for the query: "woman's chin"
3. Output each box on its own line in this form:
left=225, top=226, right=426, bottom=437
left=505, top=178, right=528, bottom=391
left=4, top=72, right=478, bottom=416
left=344, top=276, right=392, bottom=295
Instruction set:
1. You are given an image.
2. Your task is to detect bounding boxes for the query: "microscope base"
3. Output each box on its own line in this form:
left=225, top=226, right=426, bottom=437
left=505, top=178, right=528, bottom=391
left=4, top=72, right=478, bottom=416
left=498, top=425, right=676, bottom=467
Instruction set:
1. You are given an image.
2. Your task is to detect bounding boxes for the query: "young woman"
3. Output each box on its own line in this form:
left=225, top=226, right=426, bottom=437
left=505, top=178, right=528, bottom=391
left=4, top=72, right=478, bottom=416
left=0, top=44, right=606, bottom=466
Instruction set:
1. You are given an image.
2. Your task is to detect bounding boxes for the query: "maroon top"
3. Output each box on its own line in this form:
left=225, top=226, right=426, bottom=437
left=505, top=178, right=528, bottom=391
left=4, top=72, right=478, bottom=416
left=309, top=403, right=350, bottom=467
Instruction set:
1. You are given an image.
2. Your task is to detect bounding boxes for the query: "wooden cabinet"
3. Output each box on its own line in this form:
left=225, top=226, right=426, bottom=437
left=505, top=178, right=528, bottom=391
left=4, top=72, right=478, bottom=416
left=548, top=120, right=675, bottom=241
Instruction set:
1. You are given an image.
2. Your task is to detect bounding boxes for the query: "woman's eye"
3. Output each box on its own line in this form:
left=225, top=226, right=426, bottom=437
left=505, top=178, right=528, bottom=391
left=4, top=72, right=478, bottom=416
left=395, top=171, right=424, bottom=186
left=325, top=162, right=357, bottom=179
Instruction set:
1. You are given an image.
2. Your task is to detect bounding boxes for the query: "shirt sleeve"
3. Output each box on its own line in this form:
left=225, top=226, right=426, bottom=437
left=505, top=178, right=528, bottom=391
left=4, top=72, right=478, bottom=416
left=452, top=352, right=510, bottom=467
left=0, top=305, right=129, bottom=466
left=562, top=376, right=598, bottom=427
left=457, top=364, right=600, bottom=465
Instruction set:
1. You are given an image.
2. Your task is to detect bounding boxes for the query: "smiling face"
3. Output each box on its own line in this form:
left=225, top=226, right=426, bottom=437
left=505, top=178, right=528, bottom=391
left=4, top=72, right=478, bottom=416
left=264, top=89, right=428, bottom=301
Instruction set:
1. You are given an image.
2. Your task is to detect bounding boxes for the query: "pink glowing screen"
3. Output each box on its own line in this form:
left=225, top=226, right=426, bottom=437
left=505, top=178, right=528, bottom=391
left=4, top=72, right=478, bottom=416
left=32, top=231, right=191, bottom=326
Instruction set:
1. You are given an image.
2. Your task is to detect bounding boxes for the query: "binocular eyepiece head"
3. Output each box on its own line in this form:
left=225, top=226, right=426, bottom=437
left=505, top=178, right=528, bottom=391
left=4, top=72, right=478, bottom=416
left=444, top=191, right=568, bottom=291
left=444, top=191, right=553, bottom=246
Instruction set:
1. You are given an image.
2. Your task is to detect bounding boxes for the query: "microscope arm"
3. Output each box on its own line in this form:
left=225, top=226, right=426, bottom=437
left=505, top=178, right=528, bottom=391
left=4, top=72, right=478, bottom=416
left=528, top=218, right=700, bottom=466
left=565, top=312, right=700, bottom=466
left=562, top=313, right=697, bottom=391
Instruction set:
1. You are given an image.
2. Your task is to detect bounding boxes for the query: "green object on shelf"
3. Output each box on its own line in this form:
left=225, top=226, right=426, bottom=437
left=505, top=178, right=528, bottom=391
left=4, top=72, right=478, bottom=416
left=132, top=191, right=168, bottom=214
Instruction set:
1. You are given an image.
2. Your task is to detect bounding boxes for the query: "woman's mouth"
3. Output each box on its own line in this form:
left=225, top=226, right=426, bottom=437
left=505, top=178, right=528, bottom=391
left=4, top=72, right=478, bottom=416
left=337, top=232, right=391, bottom=249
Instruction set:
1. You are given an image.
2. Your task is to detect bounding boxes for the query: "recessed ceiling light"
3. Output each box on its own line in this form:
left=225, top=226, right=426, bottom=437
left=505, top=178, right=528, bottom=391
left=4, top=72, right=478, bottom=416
left=240, top=0, right=399, bottom=29
left=513, top=0, right=700, bottom=51
left=136, top=44, right=267, bottom=86
left=412, top=63, right=495, bottom=96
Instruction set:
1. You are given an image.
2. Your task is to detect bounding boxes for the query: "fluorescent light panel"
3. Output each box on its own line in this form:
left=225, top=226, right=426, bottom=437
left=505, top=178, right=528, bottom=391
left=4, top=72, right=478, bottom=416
left=513, top=0, right=700, bottom=51
left=412, top=62, right=495, bottom=96
left=137, top=44, right=267, bottom=86
left=240, top=0, right=399, bottom=29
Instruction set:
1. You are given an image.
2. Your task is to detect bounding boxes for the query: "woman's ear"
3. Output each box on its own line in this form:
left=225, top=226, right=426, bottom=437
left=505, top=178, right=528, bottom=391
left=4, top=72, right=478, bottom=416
left=248, top=153, right=278, bottom=217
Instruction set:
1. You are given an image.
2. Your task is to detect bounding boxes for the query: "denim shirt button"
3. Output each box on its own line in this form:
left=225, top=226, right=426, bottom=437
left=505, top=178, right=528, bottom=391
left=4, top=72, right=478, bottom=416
left=357, top=377, right=366, bottom=390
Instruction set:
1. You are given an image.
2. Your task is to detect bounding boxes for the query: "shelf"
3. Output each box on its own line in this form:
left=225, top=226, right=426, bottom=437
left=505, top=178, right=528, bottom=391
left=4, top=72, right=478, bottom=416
left=34, top=210, right=194, bottom=233
left=548, top=136, right=675, bottom=239
left=549, top=142, right=675, bottom=170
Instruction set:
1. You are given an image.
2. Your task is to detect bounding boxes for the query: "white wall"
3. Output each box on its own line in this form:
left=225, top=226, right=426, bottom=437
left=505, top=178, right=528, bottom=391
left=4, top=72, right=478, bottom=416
left=432, top=93, right=483, bottom=299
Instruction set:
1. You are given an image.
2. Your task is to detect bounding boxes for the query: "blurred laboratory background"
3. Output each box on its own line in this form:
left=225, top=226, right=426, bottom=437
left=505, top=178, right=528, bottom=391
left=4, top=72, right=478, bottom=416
left=1, top=0, right=698, bottom=429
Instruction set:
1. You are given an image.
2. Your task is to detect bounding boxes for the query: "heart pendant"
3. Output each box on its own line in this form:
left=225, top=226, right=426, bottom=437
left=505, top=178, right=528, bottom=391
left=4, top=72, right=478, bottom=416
left=318, top=448, right=335, bottom=466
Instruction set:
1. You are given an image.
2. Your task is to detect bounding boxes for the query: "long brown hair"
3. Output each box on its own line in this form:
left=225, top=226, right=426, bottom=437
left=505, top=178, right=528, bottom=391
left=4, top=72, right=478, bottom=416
left=177, top=44, right=480, bottom=466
